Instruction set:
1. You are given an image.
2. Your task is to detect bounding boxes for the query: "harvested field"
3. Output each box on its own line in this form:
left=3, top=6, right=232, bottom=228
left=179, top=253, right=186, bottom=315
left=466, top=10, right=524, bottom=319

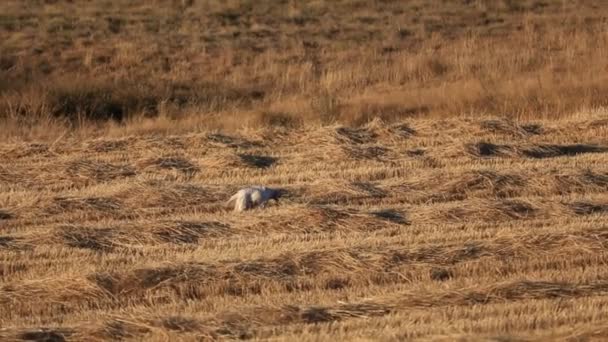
left=2, top=115, right=608, bottom=340
left=3, top=0, right=608, bottom=341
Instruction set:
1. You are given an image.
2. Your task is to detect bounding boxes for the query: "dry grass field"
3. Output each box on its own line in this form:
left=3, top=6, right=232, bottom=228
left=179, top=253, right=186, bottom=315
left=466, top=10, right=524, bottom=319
left=2, top=0, right=608, bottom=341
left=4, top=113, right=608, bottom=341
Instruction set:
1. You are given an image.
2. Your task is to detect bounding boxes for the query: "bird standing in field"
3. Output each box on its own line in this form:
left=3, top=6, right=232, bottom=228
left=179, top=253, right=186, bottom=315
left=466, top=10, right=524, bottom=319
left=226, top=186, right=284, bottom=212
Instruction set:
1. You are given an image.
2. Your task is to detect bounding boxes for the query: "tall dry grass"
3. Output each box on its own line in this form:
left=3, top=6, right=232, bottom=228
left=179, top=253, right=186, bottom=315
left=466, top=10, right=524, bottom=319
left=1, top=0, right=608, bottom=141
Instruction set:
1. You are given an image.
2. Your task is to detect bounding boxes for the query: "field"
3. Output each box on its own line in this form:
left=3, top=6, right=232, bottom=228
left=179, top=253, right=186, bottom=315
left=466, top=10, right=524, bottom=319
left=2, top=0, right=608, bottom=341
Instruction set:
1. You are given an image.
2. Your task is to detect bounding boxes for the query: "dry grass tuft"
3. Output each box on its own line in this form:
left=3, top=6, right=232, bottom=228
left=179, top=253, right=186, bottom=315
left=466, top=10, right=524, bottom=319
left=466, top=143, right=608, bottom=160
left=65, top=159, right=136, bottom=182
left=466, top=142, right=516, bottom=158
left=522, top=144, right=608, bottom=159
left=0, top=236, right=19, bottom=249
left=370, top=209, right=409, bottom=225
left=480, top=119, right=543, bottom=137
left=153, top=221, right=231, bottom=244
left=60, top=226, right=117, bottom=252
left=206, top=133, right=262, bottom=149
left=429, top=268, right=453, bottom=282
left=86, top=138, right=130, bottom=153
left=94, top=319, right=151, bottom=341
left=436, top=199, right=539, bottom=222
left=344, top=145, right=390, bottom=161
left=255, top=111, right=303, bottom=129
left=48, top=196, right=122, bottom=214
left=493, top=199, right=538, bottom=219
left=0, top=209, right=13, bottom=220
left=115, top=181, right=221, bottom=212
left=389, top=123, right=417, bottom=138
left=441, top=170, right=526, bottom=200
left=138, top=156, right=199, bottom=175
left=568, top=201, right=608, bottom=216
left=88, top=263, right=216, bottom=296
left=238, top=153, right=278, bottom=169
left=555, top=169, right=608, bottom=194
left=335, top=127, right=377, bottom=145
left=17, top=328, right=72, bottom=342
left=2, top=143, right=51, bottom=159
left=158, top=316, right=202, bottom=333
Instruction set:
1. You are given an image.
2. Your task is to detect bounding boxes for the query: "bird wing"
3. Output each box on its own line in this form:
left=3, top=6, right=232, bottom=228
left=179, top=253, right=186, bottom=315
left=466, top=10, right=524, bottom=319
left=250, top=190, right=263, bottom=205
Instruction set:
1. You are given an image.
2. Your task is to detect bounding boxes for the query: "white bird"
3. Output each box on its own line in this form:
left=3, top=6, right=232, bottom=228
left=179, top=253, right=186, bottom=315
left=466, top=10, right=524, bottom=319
left=226, top=186, right=284, bottom=212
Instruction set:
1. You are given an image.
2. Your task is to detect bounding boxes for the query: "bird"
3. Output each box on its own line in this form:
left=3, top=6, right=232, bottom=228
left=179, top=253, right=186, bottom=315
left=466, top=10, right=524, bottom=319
left=226, top=186, right=284, bottom=212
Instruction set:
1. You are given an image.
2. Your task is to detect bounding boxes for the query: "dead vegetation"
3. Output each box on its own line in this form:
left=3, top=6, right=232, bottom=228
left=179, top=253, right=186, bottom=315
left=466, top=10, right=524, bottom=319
left=0, top=209, right=13, bottom=220
left=2, top=0, right=608, bottom=341
left=466, top=142, right=608, bottom=159
left=2, top=115, right=608, bottom=340
left=152, top=221, right=231, bottom=244
left=238, top=153, right=277, bottom=169
left=65, top=159, right=136, bottom=182
left=479, top=119, right=544, bottom=137
left=522, top=144, right=608, bottom=159
left=3, top=0, right=608, bottom=139
left=568, top=201, right=608, bottom=216
left=60, top=226, right=118, bottom=252
left=138, top=156, right=200, bottom=175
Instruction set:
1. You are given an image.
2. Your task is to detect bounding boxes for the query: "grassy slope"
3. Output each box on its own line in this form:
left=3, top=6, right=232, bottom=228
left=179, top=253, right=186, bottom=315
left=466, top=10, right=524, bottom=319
left=2, top=0, right=608, bottom=140
left=2, top=114, right=608, bottom=340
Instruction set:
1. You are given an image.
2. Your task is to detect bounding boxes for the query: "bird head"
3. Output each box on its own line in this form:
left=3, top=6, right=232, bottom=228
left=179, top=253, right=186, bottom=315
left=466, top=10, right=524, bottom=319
left=270, top=188, right=287, bottom=202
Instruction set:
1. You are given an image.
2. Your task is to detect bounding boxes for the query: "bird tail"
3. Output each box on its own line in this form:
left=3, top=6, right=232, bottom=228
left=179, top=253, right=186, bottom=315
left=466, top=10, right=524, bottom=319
left=226, top=194, right=238, bottom=206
